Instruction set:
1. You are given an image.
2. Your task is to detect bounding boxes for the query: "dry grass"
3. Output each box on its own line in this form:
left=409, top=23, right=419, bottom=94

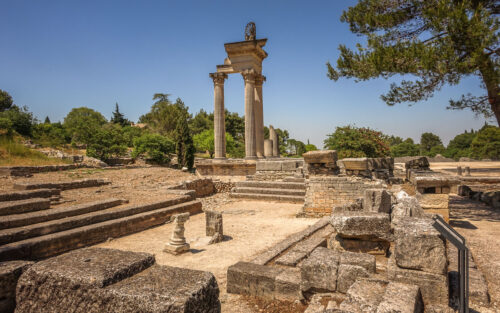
left=0, top=137, right=71, bottom=166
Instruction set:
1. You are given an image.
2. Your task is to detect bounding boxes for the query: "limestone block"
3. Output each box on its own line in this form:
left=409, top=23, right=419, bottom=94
left=340, top=251, right=376, bottom=273
left=342, top=158, right=369, bottom=171
left=303, top=150, right=338, bottom=164
left=332, top=198, right=363, bottom=215
left=391, top=196, right=425, bottom=224
left=337, top=264, right=370, bottom=293
left=394, top=218, right=447, bottom=275
left=300, top=247, right=339, bottom=292
left=0, top=260, right=33, bottom=299
left=275, top=267, right=302, bottom=301
left=15, top=248, right=221, bottom=313
left=364, top=189, right=391, bottom=213
left=281, top=160, right=298, bottom=171
left=227, top=262, right=281, bottom=299
left=376, top=282, right=424, bottom=313
left=330, top=235, right=390, bottom=255
left=387, top=256, right=448, bottom=307
left=330, top=212, right=391, bottom=240
left=404, top=157, right=430, bottom=170
left=417, top=194, right=449, bottom=210
left=256, top=161, right=282, bottom=171
left=205, top=210, right=223, bottom=237
left=339, top=278, right=388, bottom=312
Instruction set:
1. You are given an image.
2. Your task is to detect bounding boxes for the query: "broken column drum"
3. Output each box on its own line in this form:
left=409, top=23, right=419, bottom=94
left=209, top=22, right=268, bottom=159
left=164, top=213, right=190, bottom=255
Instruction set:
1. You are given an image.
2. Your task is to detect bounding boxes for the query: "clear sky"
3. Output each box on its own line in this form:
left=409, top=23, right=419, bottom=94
left=0, top=0, right=490, bottom=147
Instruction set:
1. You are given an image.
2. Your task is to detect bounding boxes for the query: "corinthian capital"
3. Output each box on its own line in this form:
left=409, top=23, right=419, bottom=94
left=241, top=69, right=257, bottom=83
left=209, top=72, right=228, bottom=85
left=254, top=74, right=266, bottom=86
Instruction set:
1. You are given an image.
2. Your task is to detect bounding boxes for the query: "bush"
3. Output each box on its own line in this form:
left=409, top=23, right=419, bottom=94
left=122, top=125, right=144, bottom=147
left=64, top=107, right=107, bottom=145
left=86, top=124, right=127, bottom=161
left=193, top=129, right=235, bottom=158
left=0, top=106, right=35, bottom=137
left=324, top=125, right=390, bottom=159
left=470, top=125, right=500, bottom=160
left=390, top=139, right=420, bottom=157
left=0, top=117, right=13, bottom=137
left=32, top=122, right=70, bottom=147
left=132, top=133, right=175, bottom=164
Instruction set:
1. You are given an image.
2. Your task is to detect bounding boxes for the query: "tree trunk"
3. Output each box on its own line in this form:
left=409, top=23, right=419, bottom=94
left=479, top=55, right=500, bottom=126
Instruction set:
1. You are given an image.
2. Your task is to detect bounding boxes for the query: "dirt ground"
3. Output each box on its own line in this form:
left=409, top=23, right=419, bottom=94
left=449, top=196, right=500, bottom=313
left=0, top=167, right=196, bottom=206
left=97, top=199, right=318, bottom=313
left=430, top=161, right=500, bottom=177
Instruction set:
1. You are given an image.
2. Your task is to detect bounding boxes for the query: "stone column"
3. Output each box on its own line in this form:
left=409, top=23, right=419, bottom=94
left=254, top=74, right=266, bottom=158
left=269, top=125, right=279, bottom=157
left=242, top=69, right=257, bottom=159
left=264, top=139, right=273, bottom=157
left=209, top=72, right=228, bottom=159
left=164, top=213, right=190, bottom=255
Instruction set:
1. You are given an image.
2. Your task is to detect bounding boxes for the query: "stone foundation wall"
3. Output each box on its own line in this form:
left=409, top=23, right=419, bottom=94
left=168, top=178, right=216, bottom=197
left=302, top=177, right=386, bottom=215
left=195, top=160, right=256, bottom=176
left=248, top=170, right=296, bottom=181
left=0, top=164, right=87, bottom=177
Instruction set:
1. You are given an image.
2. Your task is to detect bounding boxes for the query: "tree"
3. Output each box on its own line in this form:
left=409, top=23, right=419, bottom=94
left=287, top=139, right=307, bottom=156
left=110, top=102, right=129, bottom=127
left=32, top=122, right=70, bottom=147
left=63, top=107, right=107, bottom=145
left=328, top=1, right=500, bottom=124
left=470, top=125, right=500, bottom=159
left=0, top=90, right=13, bottom=112
left=173, top=99, right=195, bottom=169
left=391, top=138, right=420, bottom=157
left=193, top=129, right=235, bottom=158
left=0, top=105, right=35, bottom=137
left=132, top=133, right=175, bottom=164
left=305, top=143, right=318, bottom=152
left=224, top=110, right=245, bottom=141
left=86, top=124, right=127, bottom=160
left=445, top=131, right=476, bottom=159
left=420, top=132, right=444, bottom=156
left=44, top=116, right=51, bottom=124
left=324, top=125, right=390, bottom=159
left=388, top=135, right=404, bottom=146
left=190, top=109, right=213, bottom=135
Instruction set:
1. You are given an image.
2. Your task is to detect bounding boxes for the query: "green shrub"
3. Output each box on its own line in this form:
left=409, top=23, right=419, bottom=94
left=324, top=125, right=390, bottom=159
left=470, top=126, right=500, bottom=160
left=0, top=106, right=35, bottom=136
left=86, top=124, right=127, bottom=161
left=132, top=133, right=175, bottom=164
left=32, top=122, right=70, bottom=147
left=0, top=117, right=13, bottom=137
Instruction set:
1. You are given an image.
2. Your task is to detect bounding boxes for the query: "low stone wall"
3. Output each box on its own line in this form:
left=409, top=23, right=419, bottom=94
left=0, top=164, right=87, bottom=177
left=168, top=178, right=216, bottom=197
left=248, top=159, right=303, bottom=181
left=105, top=157, right=134, bottom=166
left=213, top=181, right=235, bottom=193
left=195, top=159, right=256, bottom=176
left=302, top=177, right=386, bottom=216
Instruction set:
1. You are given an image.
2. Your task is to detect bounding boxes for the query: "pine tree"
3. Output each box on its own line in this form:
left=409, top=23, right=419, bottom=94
left=328, top=0, right=500, bottom=125
left=110, top=102, right=129, bottom=127
left=44, top=116, right=51, bottom=124
left=174, top=113, right=195, bottom=169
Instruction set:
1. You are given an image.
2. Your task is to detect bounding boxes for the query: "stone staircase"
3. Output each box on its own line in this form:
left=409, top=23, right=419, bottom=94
left=0, top=187, right=202, bottom=261
left=230, top=179, right=306, bottom=203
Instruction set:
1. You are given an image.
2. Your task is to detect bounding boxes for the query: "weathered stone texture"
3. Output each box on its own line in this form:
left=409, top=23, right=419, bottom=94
left=339, top=251, right=376, bottom=273
left=0, top=260, right=33, bottom=312
left=363, top=189, right=391, bottom=213
left=331, top=212, right=391, bottom=240
left=168, top=178, right=215, bottom=197
left=227, top=261, right=281, bottom=299
left=339, top=278, right=388, bottom=312
left=336, top=264, right=369, bottom=293
left=376, top=282, right=424, bottom=313
left=394, top=218, right=447, bottom=275
left=274, top=267, right=302, bottom=301
left=15, top=248, right=220, bottom=313
left=303, top=150, right=338, bottom=164
left=195, top=159, right=256, bottom=176
left=300, top=247, right=339, bottom=292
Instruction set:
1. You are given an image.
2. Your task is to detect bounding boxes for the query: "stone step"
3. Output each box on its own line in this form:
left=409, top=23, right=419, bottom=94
left=13, top=179, right=110, bottom=191
left=0, top=189, right=61, bottom=202
left=232, top=187, right=305, bottom=196
left=235, top=181, right=305, bottom=190
left=283, top=177, right=305, bottom=183
left=0, top=198, right=51, bottom=216
left=0, top=197, right=191, bottom=245
left=0, top=198, right=127, bottom=230
left=0, top=200, right=202, bottom=261
left=230, top=192, right=304, bottom=203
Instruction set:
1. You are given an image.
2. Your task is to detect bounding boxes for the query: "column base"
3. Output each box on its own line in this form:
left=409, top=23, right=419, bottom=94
left=163, top=243, right=190, bottom=255
left=245, top=156, right=258, bottom=160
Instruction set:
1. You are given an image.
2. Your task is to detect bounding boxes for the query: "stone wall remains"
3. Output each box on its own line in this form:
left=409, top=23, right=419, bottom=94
left=168, top=178, right=216, bottom=197
left=195, top=160, right=256, bottom=176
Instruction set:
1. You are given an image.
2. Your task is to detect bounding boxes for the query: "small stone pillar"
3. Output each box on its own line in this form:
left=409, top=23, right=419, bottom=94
left=210, top=72, right=228, bottom=159
left=242, top=69, right=257, bottom=159
left=164, top=213, right=190, bottom=255
left=457, top=166, right=462, bottom=176
left=206, top=210, right=223, bottom=244
left=464, top=166, right=471, bottom=176
left=269, top=125, right=279, bottom=157
left=254, top=74, right=266, bottom=158
left=264, top=139, right=273, bottom=157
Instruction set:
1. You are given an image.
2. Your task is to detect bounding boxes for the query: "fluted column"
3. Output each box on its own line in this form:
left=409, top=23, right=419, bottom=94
left=254, top=74, right=266, bottom=158
left=242, top=69, right=257, bottom=159
left=209, top=72, right=228, bottom=159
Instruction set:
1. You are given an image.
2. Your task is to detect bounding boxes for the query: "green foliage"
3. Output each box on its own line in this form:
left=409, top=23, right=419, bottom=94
left=324, top=125, right=390, bottom=159
left=444, top=131, right=476, bottom=159
left=305, top=144, right=318, bottom=152
left=86, top=124, right=127, bottom=161
left=173, top=99, right=195, bottom=169
left=390, top=138, right=420, bottom=157
left=224, top=110, right=245, bottom=141
left=420, top=132, right=444, bottom=156
left=190, top=109, right=213, bottom=135
left=122, top=125, right=144, bottom=147
left=110, top=103, right=130, bottom=127
left=193, top=129, right=235, bottom=158
left=0, top=117, right=13, bottom=137
left=0, top=105, right=35, bottom=137
left=388, top=135, right=403, bottom=146
left=0, top=90, right=13, bottom=112
left=132, top=133, right=175, bottom=164
left=32, top=122, right=70, bottom=147
left=328, top=0, right=500, bottom=124
left=63, top=107, right=107, bottom=145
left=287, top=139, right=307, bottom=156
left=470, top=125, right=500, bottom=159
left=44, top=116, right=51, bottom=124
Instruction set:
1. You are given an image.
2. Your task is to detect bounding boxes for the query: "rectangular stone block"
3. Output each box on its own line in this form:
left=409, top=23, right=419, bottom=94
left=337, top=264, right=369, bottom=293
left=256, top=161, right=282, bottom=171
left=387, top=256, right=448, bottom=307
left=15, top=248, right=221, bottom=313
left=363, top=189, right=391, bottom=213
left=300, top=247, right=339, bottom=292
left=339, top=278, right=388, bottom=312
left=330, top=212, right=391, bottom=240
left=394, top=218, right=447, bottom=275
left=342, top=158, right=369, bottom=171
left=0, top=198, right=51, bottom=216
left=377, top=282, right=424, bottom=313
left=205, top=210, right=223, bottom=237
left=0, top=260, right=33, bottom=299
left=275, top=267, right=302, bottom=301
left=339, top=251, right=376, bottom=273
left=303, top=150, right=338, bottom=164
left=227, top=262, right=282, bottom=299
left=281, top=161, right=298, bottom=171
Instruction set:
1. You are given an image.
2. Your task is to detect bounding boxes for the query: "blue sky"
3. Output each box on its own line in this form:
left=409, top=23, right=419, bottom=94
left=0, top=0, right=490, bottom=147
